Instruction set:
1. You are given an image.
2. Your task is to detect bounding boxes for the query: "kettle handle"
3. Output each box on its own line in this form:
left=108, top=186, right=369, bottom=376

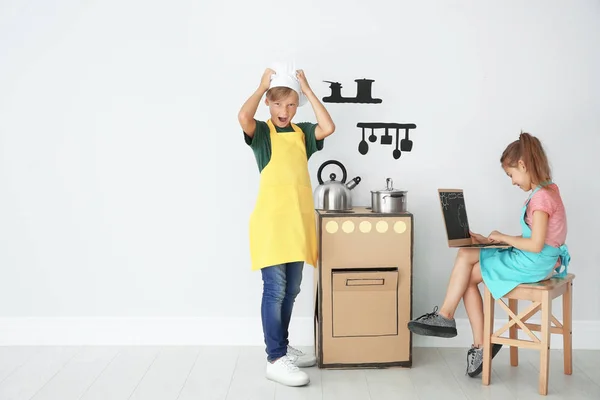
left=317, top=160, right=347, bottom=184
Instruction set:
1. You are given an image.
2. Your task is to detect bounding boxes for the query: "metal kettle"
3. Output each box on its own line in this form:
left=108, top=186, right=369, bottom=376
left=314, top=160, right=361, bottom=211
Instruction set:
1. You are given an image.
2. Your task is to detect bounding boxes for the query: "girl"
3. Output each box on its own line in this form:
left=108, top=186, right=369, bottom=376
left=408, top=132, right=571, bottom=377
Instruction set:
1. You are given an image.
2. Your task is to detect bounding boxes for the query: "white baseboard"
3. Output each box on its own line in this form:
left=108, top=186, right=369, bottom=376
left=412, top=318, right=600, bottom=350
left=0, top=317, right=598, bottom=349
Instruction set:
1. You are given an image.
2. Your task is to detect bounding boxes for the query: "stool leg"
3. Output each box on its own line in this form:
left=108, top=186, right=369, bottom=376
left=482, top=286, right=494, bottom=386
left=509, top=299, right=519, bottom=366
left=563, top=281, right=573, bottom=375
left=539, top=291, right=551, bottom=395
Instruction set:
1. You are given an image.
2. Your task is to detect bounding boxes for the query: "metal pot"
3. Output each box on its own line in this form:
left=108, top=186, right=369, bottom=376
left=314, top=160, right=361, bottom=211
left=371, top=178, right=407, bottom=213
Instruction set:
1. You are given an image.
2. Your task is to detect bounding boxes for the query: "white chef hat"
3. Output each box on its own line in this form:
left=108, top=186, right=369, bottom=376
left=268, top=61, right=308, bottom=107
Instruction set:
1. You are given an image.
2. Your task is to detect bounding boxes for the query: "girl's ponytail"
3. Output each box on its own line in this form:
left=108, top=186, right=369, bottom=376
left=520, top=132, right=551, bottom=185
left=501, top=131, right=552, bottom=186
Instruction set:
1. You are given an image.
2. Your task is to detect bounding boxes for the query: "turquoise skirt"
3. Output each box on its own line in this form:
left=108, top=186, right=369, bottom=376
left=480, top=245, right=569, bottom=299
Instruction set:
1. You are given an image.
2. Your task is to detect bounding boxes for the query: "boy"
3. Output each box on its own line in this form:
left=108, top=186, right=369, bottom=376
left=238, top=67, right=335, bottom=387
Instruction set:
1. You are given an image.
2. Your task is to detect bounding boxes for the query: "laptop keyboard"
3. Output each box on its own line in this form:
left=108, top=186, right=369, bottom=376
left=459, top=243, right=508, bottom=247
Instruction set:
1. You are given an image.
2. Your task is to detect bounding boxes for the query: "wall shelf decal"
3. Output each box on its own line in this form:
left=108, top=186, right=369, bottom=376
left=356, top=123, right=417, bottom=160
left=322, top=79, right=382, bottom=104
left=321, top=77, right=418, bottom=161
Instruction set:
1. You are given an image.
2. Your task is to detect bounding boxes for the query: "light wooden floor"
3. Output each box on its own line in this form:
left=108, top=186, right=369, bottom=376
left=0, top=346, right=598, bottom=400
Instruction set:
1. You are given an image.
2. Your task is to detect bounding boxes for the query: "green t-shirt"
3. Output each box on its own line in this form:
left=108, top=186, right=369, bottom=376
left=244, top=119, right=324, bottom=172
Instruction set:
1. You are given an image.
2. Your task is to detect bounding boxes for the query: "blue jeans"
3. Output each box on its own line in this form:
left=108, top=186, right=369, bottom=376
left=261, top=261, right=304, bottom=362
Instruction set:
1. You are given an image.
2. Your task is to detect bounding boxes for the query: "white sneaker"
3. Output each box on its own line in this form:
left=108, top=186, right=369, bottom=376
left=266, top=355, right=310, bottom=386
left=286, top=345, right=317, bottom=368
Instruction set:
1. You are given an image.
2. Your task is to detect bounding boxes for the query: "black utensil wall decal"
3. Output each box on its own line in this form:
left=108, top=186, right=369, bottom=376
left=358, top=127, right=368, bottom=155
left=368, top=128, right=377, bottom=143
left=393, top=128, right=401, bottom=160
left=381, top=127, right=393, bottom=145
left=320, top=77, right=418, bottom=160
left=400, top=126, right=413, bottom=151
left=355, top=123, right=417, bottom=160
left=322, top=79, right=382, bottom=104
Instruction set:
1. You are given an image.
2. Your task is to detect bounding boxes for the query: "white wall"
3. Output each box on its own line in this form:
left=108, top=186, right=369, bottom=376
left=1, top=0, right=599, bottom=348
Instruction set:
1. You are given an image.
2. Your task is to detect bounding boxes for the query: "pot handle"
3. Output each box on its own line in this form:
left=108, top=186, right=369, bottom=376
left=317, top=160, right=347, bottom=184
left=382, top=193, right=405, bottom=203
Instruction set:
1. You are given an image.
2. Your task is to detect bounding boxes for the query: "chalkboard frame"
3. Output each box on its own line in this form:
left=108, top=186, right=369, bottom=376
left=438, top=188, right=472, bottom=246
left=437, top=188, right=511, bottom=248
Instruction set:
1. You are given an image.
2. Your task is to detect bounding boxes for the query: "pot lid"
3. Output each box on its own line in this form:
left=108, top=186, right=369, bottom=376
left=371, top=178, right=407, bottom=193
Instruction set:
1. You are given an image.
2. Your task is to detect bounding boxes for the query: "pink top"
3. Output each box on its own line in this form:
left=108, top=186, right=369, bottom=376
left=524, top=183, right=567, bottom=247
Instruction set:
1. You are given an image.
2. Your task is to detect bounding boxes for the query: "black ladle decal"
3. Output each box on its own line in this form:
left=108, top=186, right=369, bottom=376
left=393, top=128, right=401, bottom=159
left=358, top=127, right=368, bottom=155
left=368, top=128, right=377, bottom=143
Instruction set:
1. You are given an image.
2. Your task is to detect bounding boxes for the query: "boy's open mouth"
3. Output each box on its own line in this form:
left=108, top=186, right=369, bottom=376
left=278, top=117, right=288, bottom=124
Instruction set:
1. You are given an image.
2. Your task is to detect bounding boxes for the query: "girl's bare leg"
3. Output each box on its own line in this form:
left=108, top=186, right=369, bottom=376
left=464, top=263, right=484, bottom=346
left=463, top=263, right=503, bottom=378
left=408, top=248, right=481, bottom=339
left=438, top=248, right=480, bottom=319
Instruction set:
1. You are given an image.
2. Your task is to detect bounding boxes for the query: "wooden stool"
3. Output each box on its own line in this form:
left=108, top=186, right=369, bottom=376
left=482, top=273, right=574, bottom=396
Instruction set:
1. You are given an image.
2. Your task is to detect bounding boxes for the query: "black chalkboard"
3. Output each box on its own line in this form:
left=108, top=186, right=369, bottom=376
left=438, top=190, right=470, bottom=240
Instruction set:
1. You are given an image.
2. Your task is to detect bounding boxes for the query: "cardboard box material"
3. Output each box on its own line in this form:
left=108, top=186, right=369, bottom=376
left=314, top=207, right=413, bottom=369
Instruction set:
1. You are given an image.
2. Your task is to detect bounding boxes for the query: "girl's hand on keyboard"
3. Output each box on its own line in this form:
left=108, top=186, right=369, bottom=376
left=470, top=231, right=491, bottom=244
left=488, top=230, right=504, bottom=243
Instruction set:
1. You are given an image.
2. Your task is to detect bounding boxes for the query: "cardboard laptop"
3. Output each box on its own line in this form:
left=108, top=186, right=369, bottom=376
left=438, top=189, right=511, bottom=248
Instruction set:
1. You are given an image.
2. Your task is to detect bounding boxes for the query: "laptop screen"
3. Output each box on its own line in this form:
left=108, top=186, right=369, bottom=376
left=439, top=190, right=471, bottom=240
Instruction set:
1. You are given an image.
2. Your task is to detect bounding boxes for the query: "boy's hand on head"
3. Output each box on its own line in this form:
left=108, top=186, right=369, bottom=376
left=296, top=69, right=313, bottom=95
left=260, top=68, right=275, bottom=91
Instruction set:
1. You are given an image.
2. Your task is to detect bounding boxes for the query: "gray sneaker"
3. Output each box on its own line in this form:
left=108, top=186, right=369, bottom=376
left=407, top=306, right=457, bottom=338
left=466, top=344, right=503, bottom=377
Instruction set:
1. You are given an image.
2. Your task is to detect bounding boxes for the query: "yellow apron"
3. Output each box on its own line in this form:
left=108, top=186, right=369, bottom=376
left=249, top=119, right=318, bottom=271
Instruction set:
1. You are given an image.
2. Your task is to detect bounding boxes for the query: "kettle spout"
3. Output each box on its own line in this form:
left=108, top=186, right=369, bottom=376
left=345, top=176, right=361, bottom=190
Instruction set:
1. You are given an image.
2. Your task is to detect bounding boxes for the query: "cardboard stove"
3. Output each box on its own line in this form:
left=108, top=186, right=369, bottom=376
left=314, top=207, right=413, bottom=368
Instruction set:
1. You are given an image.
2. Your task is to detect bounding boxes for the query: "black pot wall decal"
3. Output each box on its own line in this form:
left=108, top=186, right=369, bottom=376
left=322, top=79, right=382, bottom=104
